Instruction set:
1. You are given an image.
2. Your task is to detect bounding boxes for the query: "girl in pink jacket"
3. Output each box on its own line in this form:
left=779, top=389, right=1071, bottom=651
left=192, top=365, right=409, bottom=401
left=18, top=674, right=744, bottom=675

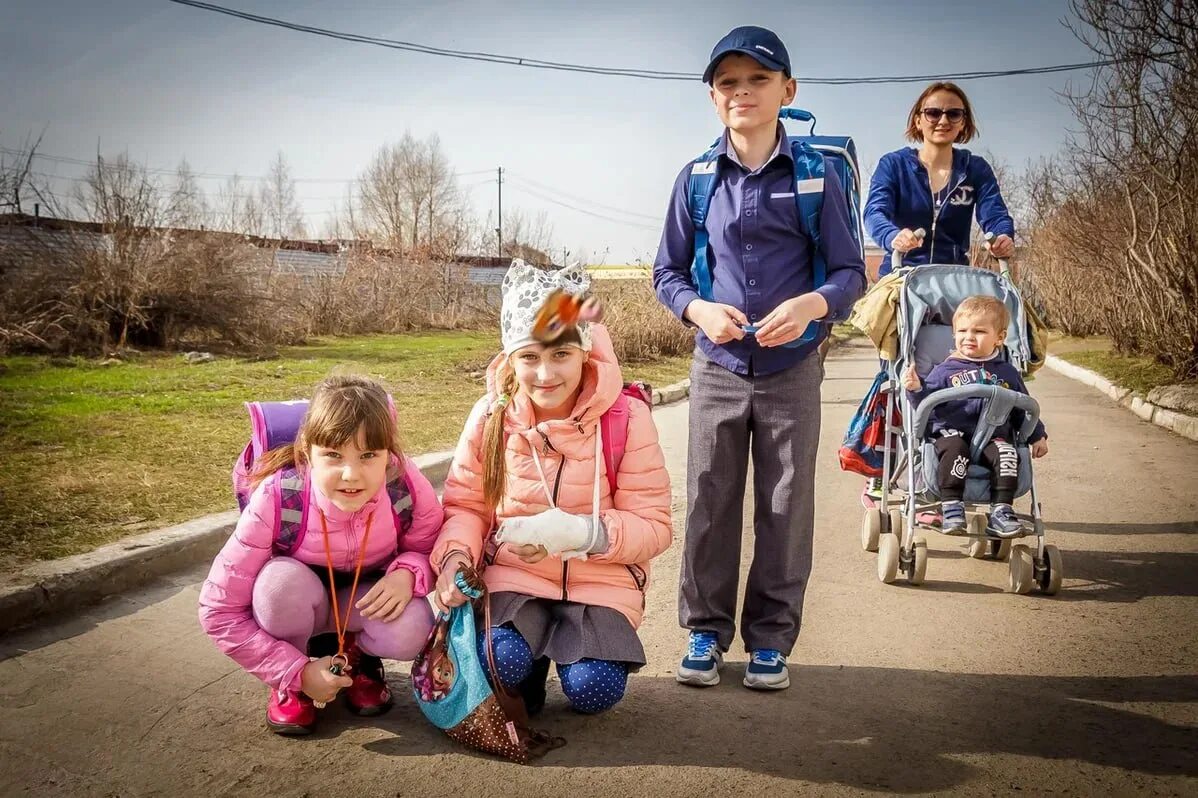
left=432, top=261, right=672, bottom=716
left=199, top=375, right=443, bottom=735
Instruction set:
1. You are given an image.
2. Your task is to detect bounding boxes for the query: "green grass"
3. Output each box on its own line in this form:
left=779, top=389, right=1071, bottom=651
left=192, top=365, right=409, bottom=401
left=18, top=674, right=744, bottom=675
left=1054, top=348, right=1179, bottom=396
left=0, top=333, right=690, bottom=569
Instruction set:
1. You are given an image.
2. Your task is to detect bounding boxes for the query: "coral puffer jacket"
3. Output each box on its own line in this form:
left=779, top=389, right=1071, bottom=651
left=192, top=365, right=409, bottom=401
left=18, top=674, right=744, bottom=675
left=198, top=457, right=443, bottom=691
left=431, top=325, right=673, bottom=628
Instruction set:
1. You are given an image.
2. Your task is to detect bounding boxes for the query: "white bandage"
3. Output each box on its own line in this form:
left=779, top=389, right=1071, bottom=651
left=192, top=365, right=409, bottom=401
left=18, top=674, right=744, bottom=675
left=496, top=508, right=593, bottom=557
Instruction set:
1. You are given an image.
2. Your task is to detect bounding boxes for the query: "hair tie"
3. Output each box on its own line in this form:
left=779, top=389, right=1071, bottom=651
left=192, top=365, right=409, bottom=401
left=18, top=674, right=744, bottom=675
left=492, top=393, right=510, bottom=410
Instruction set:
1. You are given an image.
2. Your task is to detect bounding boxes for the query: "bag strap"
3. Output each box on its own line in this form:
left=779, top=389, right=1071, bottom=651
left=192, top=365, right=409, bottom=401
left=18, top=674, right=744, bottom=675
left=687, top=143, right=721, bottom=301
left=273, top=464, right=309, bottom=556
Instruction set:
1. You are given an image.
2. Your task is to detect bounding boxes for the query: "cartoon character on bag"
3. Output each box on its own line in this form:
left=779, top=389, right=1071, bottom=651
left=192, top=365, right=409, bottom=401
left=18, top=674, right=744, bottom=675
left=412, top=622, right=456, bottom=702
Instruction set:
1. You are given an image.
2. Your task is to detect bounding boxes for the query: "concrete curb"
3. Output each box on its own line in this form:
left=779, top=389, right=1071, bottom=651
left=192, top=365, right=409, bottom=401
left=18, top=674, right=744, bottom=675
left=0, top=378, right=693, bottom=635
left=1043, top=354, right=1198, bottom=442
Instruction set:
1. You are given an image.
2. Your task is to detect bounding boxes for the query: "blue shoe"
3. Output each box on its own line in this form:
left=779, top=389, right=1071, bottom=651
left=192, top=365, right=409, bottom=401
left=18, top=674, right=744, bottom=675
left=988, top=504, right=1024, bottom=538
left=676, top=630, right=723, bottom=687
left=941, top=501, right=967, bottom=533
left=744, top=649, right=790, bottom=690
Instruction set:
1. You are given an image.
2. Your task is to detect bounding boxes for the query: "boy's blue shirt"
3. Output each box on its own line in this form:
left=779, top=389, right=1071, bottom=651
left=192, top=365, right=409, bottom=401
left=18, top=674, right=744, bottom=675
left=908, top=353, right=1047, bottom=443
left=653, top=124, right=867, bottom=377
left=864, top=147, right=1015, bottom=277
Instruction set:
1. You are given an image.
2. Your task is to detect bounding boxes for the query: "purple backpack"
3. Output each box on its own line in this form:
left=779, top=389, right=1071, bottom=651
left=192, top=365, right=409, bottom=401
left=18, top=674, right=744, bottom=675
left=232, top=399, right=414, bottom=555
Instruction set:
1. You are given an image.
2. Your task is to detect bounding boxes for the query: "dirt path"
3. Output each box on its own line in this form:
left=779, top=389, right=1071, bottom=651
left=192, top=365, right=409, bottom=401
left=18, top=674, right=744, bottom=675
left=2, top=340, right=1195, bottom=797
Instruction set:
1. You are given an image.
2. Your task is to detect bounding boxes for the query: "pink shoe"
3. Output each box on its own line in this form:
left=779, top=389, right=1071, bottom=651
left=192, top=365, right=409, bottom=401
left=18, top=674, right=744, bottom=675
left=266, top=688, right=316, bottom=735
left=343, top=640, right=393, bottom=717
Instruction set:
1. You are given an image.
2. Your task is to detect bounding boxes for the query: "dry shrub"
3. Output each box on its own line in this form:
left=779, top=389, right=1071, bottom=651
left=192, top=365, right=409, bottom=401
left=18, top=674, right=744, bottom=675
left=595, top=277, right=694, bottom=362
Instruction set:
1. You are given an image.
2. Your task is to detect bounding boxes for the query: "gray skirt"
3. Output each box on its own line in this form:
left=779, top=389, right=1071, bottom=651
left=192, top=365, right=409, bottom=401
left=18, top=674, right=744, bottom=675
left=487, top=591, right=646, bottom=670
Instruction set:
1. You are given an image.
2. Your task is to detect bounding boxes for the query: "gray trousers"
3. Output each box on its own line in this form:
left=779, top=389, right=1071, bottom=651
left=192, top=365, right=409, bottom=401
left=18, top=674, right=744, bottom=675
left=678, top=348, right=822, bottom=655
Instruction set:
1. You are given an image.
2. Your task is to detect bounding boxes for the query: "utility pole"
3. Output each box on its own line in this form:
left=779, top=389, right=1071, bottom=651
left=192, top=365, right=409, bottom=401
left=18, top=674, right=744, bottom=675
left=496, top=166, right=504, bottom=259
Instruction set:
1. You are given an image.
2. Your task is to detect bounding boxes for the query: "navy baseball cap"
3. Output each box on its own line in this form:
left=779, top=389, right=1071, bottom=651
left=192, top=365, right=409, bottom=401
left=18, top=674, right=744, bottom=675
left=702, top=26, right=791, bottom=84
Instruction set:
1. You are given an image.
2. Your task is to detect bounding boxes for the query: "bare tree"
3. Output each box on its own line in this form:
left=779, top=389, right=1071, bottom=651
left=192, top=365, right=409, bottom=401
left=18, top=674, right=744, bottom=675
left=358, top=134, right=417, bottom=252
left=0, top=131, right=55, bottom=216
left=166, top=159, right=209, bottom=229
left=73, top=152, right=164, bottom=229
left=259, top=151, right=306, bottom=239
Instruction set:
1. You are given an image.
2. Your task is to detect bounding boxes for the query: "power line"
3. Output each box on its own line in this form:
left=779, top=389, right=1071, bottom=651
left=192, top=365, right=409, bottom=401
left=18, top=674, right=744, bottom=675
left=505, top=184, right=662, bottom=232
left=168, top=0, right=1128, bottom=84
left=506, top=172, right=663, bottom=223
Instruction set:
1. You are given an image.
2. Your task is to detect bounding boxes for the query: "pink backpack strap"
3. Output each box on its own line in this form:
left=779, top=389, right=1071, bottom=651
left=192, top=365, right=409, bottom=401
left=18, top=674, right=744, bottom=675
left=386, top=456, right=414, bottom=550
left=272, top=465, right=310, bottom=556
left=599, top=393, right=630, bottom=491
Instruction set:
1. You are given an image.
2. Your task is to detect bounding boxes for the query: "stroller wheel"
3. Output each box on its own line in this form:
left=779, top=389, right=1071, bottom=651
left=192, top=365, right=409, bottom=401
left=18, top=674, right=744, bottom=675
left=861, top=509, right=882, bottom=552
left=1007, top=545, right=1035, bottom=594
left=887, top=509, right=904, bottom=543
left=907, top=536, right=928, bottom=585
left=994, top=538, right=1012, bottom=562
left=877, top=534, right=900, bottom=584
left=1036, top=544, right=1064, bottom=595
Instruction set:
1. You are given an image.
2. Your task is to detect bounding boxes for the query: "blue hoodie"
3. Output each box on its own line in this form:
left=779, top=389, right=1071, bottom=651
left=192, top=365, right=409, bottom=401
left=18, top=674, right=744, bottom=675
left=865, top=147, right=1015, bottom=277
left=908, top=354, right=1047, bottom=444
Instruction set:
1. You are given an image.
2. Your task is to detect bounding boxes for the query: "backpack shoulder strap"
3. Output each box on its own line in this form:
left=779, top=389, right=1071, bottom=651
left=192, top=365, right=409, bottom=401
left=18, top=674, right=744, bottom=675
left=599, top=383, right=652, bottom=492
left=789, top=139, right=827, bottom=287
left=688, top=142, right=722, bottom=301
left=386, top=457, right=415, bottom=545
left=273, top=464, right=310, bottom=556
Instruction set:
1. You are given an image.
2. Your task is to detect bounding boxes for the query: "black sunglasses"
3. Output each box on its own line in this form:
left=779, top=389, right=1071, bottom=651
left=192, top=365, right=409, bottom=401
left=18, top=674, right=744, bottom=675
left=921, top=107, right=967, bottom=124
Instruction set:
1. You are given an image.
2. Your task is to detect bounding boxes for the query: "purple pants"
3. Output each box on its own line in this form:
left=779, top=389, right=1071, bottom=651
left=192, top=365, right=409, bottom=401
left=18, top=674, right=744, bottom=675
left=252, top=557, right=433, bottom=660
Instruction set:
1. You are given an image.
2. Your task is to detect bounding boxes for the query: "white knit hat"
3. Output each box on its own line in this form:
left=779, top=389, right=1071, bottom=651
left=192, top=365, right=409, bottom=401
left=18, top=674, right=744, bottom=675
left=500, top=259, right=593, bottom=354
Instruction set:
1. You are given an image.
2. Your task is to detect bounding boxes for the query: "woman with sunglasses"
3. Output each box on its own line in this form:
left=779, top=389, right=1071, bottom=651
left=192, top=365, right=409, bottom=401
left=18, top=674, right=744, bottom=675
left=864, top=81, right=1015, bottom=280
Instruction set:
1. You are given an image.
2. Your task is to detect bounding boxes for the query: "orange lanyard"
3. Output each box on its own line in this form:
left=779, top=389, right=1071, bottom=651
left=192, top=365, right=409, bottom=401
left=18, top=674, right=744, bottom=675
left=319, top=509, right=374, bottom=661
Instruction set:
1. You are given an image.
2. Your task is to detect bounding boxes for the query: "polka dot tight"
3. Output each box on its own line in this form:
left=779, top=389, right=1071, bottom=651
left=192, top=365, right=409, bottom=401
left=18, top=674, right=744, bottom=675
left=477, top=624, right=627, bottom=715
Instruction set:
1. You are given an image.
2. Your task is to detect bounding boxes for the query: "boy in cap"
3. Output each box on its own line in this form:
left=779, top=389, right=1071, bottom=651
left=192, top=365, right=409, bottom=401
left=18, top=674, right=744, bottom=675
left=653, top=26, right=866, bottom=690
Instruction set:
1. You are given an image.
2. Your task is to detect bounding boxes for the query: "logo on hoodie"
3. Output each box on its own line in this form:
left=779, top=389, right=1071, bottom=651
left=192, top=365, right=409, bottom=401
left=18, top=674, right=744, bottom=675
left=949, top=185, right=975, bottom=206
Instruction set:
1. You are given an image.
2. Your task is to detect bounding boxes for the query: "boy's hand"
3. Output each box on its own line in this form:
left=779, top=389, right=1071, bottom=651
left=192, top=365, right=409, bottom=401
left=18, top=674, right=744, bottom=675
left=433, top=551, right=473, bottom=611
left=902, top=364, right=922, bottom=391
left=755, top=293, right=828, bottom=348
left=300, top=657, right=353, bottom=703
left=892, top=228, right=923, bottom=253
left=1031, top=438, right=1049, bottom=458
left=684, top=299, right=748, bottom=345
left=356, top=569, right=414, bottom=622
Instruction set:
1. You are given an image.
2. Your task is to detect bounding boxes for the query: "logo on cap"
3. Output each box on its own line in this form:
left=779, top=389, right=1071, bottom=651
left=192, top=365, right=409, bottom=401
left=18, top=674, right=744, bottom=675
left=755, top=45, right=774, bottom=55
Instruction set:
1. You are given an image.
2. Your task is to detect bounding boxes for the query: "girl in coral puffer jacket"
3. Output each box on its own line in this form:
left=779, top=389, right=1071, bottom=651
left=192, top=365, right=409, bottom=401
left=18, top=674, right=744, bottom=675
left=199, top=375, right=443, bottom=735
left=432, top=261, right=673, bottom=716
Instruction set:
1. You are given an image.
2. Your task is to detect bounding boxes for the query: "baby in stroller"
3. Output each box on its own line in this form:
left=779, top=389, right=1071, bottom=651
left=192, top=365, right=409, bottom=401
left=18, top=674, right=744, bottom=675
left=902, top=295, right=1048, bottom=538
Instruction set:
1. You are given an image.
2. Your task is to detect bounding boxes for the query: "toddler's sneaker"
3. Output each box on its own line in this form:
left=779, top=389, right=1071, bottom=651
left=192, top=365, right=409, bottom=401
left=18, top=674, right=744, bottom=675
left=988, top=504, right=1025, bottom=538
left=940, top=501, right=967, bottom=533
left=676, top=630, right=723, bottom=687
left=343, top=638, right=393, bottom=716
left=743, top=649, right=790, bottom=690
left=266, top=688, right=316, bottom=735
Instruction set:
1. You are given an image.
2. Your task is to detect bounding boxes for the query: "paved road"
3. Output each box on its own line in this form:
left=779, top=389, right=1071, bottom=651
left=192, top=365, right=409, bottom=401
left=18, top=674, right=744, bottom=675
left=2, top=340, right=1195, bottom=797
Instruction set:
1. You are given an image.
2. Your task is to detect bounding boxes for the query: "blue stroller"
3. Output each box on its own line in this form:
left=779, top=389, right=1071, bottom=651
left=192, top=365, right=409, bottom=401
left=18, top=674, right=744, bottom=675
left=860, top=247, right=1063, bottom=595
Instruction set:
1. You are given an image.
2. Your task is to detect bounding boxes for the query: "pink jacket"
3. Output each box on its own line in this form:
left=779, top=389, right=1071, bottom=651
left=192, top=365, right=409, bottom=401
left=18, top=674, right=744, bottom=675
left=198, top=457, right=443, bottom=691
left=430, top=325, right=672, bottom=628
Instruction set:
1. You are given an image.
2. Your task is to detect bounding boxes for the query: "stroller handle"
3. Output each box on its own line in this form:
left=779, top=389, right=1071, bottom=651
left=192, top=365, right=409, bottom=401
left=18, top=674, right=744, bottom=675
left=910, top=384, right=1042, bottom=451
left=983, top=231, right=1012, bottom=278
left=890, top=228, right=927, bottom=273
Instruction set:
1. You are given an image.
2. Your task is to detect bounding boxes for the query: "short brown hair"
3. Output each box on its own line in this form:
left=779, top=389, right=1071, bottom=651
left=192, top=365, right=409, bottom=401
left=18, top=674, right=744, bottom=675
left=953, top=296, right=1009, bottom=331
left=905, top=82, right=978, bottom=144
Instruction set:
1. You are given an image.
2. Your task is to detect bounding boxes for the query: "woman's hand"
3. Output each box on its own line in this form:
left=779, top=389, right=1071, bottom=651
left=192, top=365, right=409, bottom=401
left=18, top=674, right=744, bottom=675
left=300, top=657, right=353, bottom=703
left=988, top=234, right=1015, bottom=259
left=356, top=569, right=414, bottom=622
left=1031, top=438, right=1049, bottom=458
left=891, top=228, right=923, bottom=253
left=902, top=364, right=922, bottom=391
left=434, top=551, right=473, bottom=611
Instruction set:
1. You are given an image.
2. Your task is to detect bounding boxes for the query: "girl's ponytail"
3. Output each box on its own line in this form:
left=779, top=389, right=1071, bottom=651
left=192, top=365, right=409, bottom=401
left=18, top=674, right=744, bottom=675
left=482, top=365, right=517, bottom=511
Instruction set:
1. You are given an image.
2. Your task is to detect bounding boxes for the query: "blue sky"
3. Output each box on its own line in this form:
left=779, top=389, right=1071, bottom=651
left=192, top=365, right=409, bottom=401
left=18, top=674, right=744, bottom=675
left=1, top=0, right=1094, bottom=262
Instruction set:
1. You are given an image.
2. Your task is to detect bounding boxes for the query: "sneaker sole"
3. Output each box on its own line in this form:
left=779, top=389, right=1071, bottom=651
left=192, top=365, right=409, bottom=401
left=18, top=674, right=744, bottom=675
left=743, top=672, right=791, bottom=690
left=676, top=666, right=721, bottom=687
left=267, top=721, right=314, bottom=735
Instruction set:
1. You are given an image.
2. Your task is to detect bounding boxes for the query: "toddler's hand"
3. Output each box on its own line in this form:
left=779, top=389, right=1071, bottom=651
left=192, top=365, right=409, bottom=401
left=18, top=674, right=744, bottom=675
left=1031, top=438, right=1049, bottom=458
left=300, top=657, right=353, bottom=703
left=356, top=569, right=414, bottom=622
left=902, top=364, right=922, bottom=391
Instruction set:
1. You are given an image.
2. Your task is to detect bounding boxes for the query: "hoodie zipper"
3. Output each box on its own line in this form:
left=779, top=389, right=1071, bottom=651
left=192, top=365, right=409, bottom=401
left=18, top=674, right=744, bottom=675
left=923, top=160, right=968, bottom=264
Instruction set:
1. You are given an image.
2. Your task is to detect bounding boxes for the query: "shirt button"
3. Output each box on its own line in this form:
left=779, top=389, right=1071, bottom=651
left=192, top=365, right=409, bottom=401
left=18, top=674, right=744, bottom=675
left=749, top=279, right=756, bottom=286
left=746, top=210, right=754, bottom=217
left=745, top=244, right=753, bottom=251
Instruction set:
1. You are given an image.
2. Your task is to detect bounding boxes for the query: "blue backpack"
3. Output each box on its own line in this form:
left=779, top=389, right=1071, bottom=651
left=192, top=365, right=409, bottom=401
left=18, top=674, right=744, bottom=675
left=688, top=107, right=865, bottom=346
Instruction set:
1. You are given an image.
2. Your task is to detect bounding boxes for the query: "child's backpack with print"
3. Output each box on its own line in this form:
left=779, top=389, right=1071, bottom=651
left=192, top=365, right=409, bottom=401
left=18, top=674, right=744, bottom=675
left=688, top=107, right=865, bottom=347
left=231, top=399, right=415, bottom=554
left=599, top=381, right=652, bottom=487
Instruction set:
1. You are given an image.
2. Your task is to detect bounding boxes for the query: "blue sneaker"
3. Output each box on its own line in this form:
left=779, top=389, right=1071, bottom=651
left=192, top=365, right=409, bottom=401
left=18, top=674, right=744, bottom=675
left=676, top=630, right=723, bottom=687
left=941, top=500, right=967, bottom=533
left=988, top=504, right=1025, bottom=538
left=744, top=649, right=790, bottom=690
